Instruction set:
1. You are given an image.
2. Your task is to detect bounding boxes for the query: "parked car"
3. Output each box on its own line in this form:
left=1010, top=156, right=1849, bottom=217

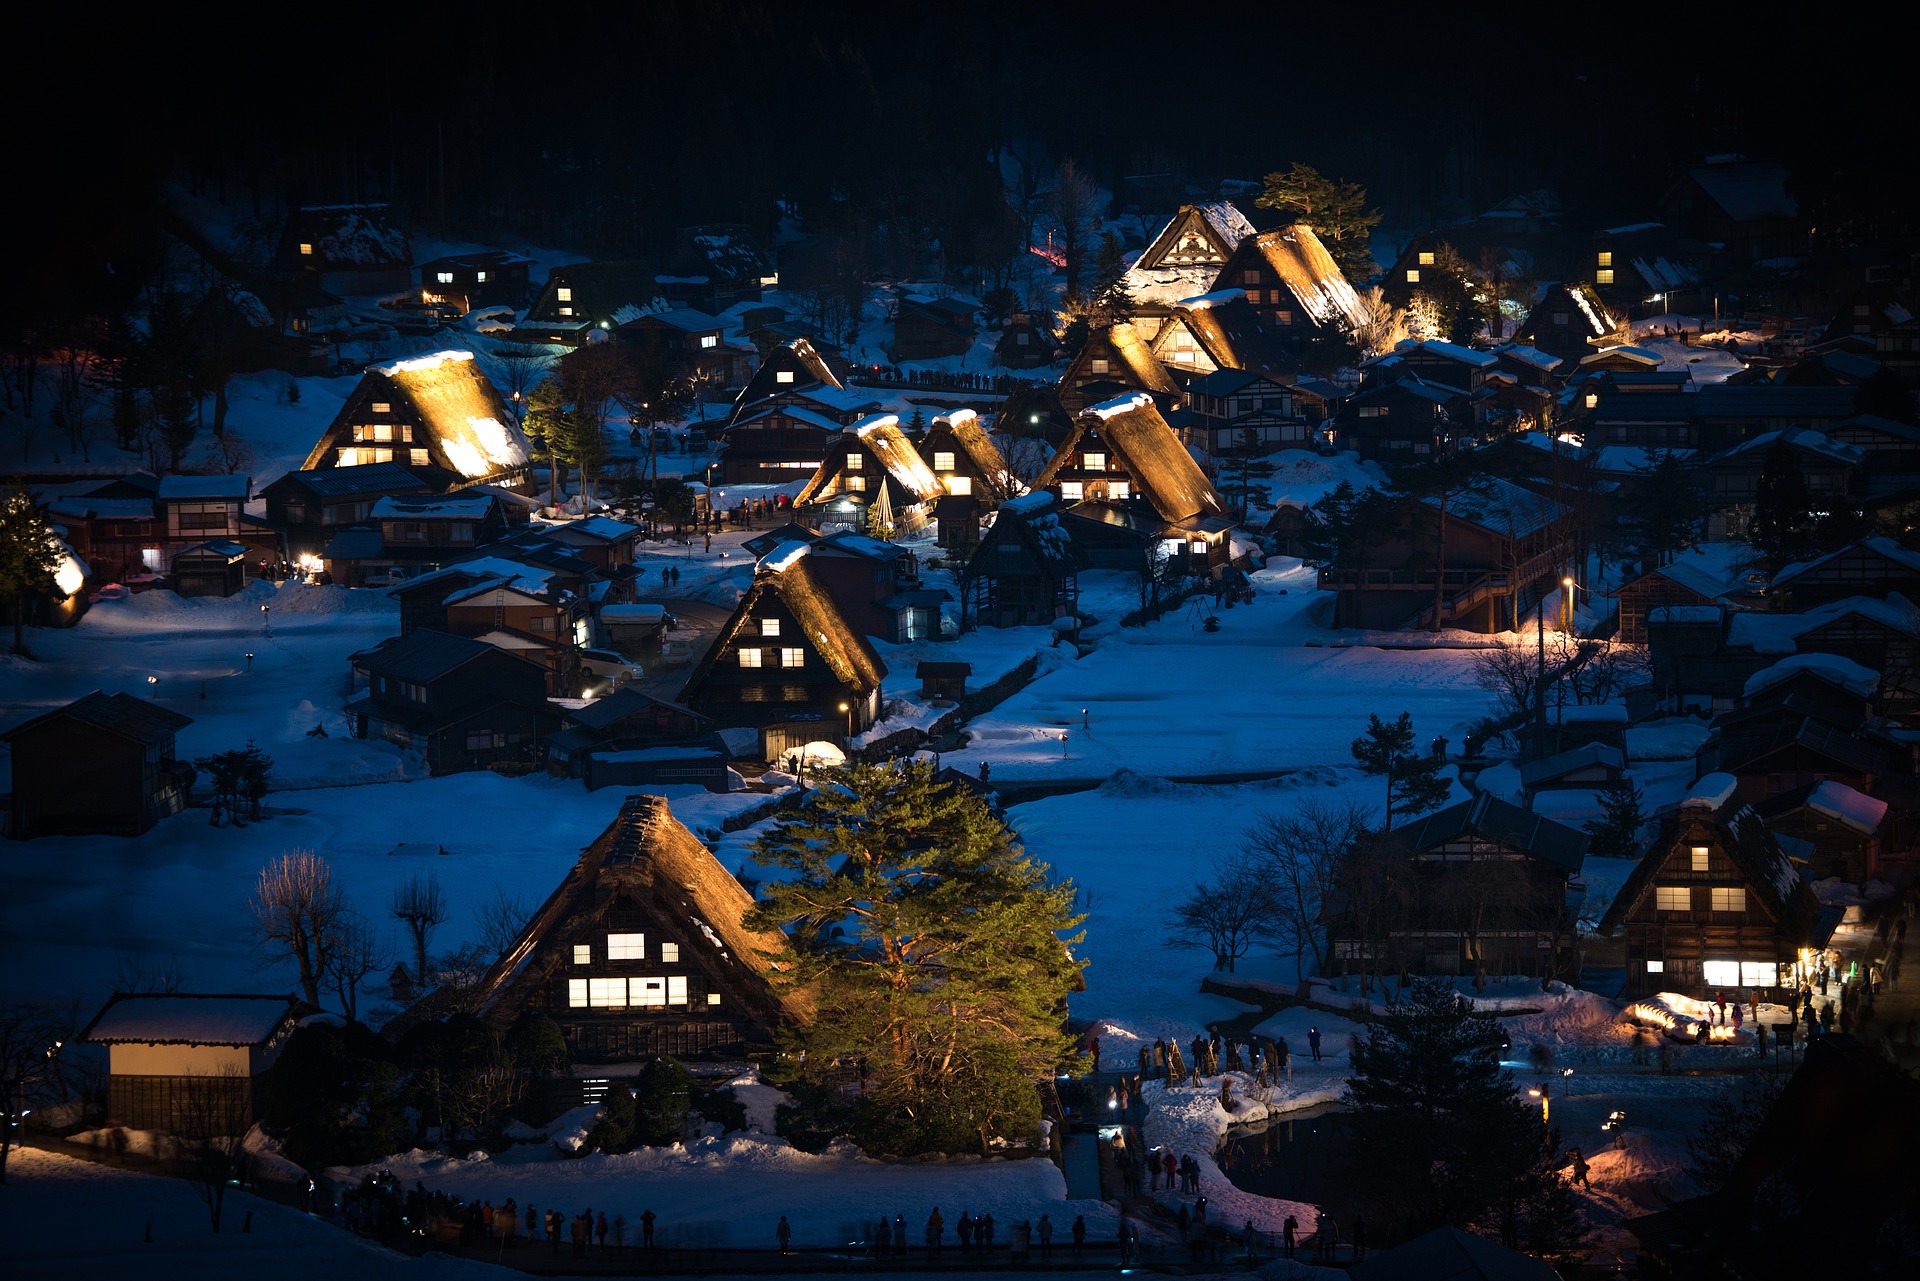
left=579, top=647, right=645, bottom=687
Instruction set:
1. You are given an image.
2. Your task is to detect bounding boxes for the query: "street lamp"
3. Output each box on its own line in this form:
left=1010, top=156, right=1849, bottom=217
left=1561, top=575, right=1576, bottom=632
left=1081, top=707, right=1089, bottom=730
left=244, top=652, right=254, bottom=672
left=838, top=700, right=852, bottom=742
left=146, top=675, right=158, bottom=696
left=260, top=603, right=272, bottom=638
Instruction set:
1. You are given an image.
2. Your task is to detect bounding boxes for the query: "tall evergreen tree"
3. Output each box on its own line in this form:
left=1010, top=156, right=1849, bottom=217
left=747, top=761, right=1085, bottom=1155
left=1350, top=712, right=1452, bottom=830
left=0, top=486, right=59, bottom=657
left=1086, top=230, right=1136, bottom=329
left=1255, top=162, right=1383, bottom=286
left=1584, top=776, right=1646, bottom=860
left=1747, top=440, right=1816, bottom=568
left=1624, top=450, right=1705, bottom=569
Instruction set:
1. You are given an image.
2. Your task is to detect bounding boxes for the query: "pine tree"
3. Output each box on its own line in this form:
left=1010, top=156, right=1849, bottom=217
left=1255, top=162, right=1384, bottom=286
left=1086, top=231, right=1135, bottom=329
left=1748, top=440, right=1816, bottom=568
left=1584, top=776, right=1646, bottom=860
left=747, top=760, right=1085, bottom=1155
left=1345, top=978, right=1547, bottom=1232
left=1624, top=450, right=1706, bottom=570
left=524, top=379, right=570, bottom=507
left=0, top=486, right=59, bottom=657
left=1350, top=712, right=1451, bottom=830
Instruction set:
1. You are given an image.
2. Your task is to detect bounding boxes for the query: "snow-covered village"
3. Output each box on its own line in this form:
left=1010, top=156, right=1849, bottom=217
left=4, top=10, right=1919, bottom=1281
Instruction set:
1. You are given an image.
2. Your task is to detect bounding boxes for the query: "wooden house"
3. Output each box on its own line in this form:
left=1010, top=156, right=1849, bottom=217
left=995, top=314, right=1056, bottom=368
left=917, top=661, right=970, bottom=701
left=301, top=350, right=532, bottom=487
left=1585, top=391, right=1698, bottom=449
left=512, top=260, right=660, bottom=346
left=921, top=409, right=1014, bottom=548
left=1335, top=378, right=1463, bottom=463
left=42, top=492, right=159, bottom=585
left=891, top=294, right=978, bottom=361
left=347, top=629, right=559, bottom=773
left=1209, top=224, right=1370, bottom=340
left=1756, top=780, right=1888, bottom=883
left=1617, top=560, right=1739, bottom=646
left=1318, top=475, right=1572, bottom=631
left=2, top=691, right=193, bottom=839
left=718, top=404, right=845, bottom=486
left=678, top=545, right=888, bottom=751
left=1599, top=775, right=1827, bottom=1001
left=618, top=307, right=749, bottom=387
left=1648, top=594, right=1920, bottom=713
left=80, top=993, right=306, bottom=1132
left=441, top=575, right=589, bottom=695
left=793, top=413, right=942, bottom=535
left=995, top=381, right=1075, bottom=446
left=1520, top=743, right=1627, bottom=805
left=1770, top=536, right=1920, bottom=609
left=1587, top=223, right=1705, bottom=317
left=664, top=224, right=777, bottom=312
left=1827, top=415, right=1920, bottom=488
left=1697, top=430, right=1863, bottom=538
left=1326, top=792, right=1587, bottom=982
left=1379, top=231, right=1449, bottom=311
left=961, top=491, right=1085, bottom=628
left=388, top=555, right=568, bottom=636
left=1658, top=160, right=1805, bottom=264
left=1514, top=282, right=1620, bottom=363
left=1492, top=344, right=1565, bottom=390
left=1687, top=384, right=1859, bottom=452
left=1057, top=322, right=1181, bottom=414
left=260, top=462, right=439, bottom=563
left=321, top=491, right=515, bottom=586
left=1123, top=202, right=1256, bottom=340
left=1147, top=291, right=1290, bottom=380
left=171, top=540, right=248, bottom=598
left=279, top=204, right=412, bottom=296
left=152, top=475, right=278, bottom=571
left=800, top=529, right=944, bottom=643
left=741, top=523, right=820, bottom=560
left=418, top=250, right=533, bottom=313
left=543, top=689, right=728, bottom=792
left=536, top=516, right=642, bottom=573
left=728, top=338, right=852, bottom=422
left=471, top=794, right=803, bottom=1061
left=1177, top=370, right=1314, bottom=454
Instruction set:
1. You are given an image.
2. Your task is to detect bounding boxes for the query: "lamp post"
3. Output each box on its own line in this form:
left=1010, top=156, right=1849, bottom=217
left=1081, top=707, right=1089, bottom=730
left=1561, top=575, right=1576, bottom=633
left=146, top=675, right=158, bottom=697
left=244, top=652, right=254, bottom=673
left=260, top=603, right=272, bottom=638
left=838, top=700, right=852, bottom=743
left=1527, top=1081, right=1551, bottom=1135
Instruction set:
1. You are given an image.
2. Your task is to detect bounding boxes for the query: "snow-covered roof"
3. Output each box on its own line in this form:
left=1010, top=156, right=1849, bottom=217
left=156, top=475, right=250, bottom=501
left=1705, top=428, right=1864, bottom=468
left=1247, top=225, right=1369, bottom=330
left=83, top=993, right=302, bottom=1046
left=1643, top=560, right=1734, bottom=601
left=1089, top=392, right=1154, bottom=421
left=1579, top=345, right=1661, bottom=368
left=999, top=490, right=1056, bottom=516
left=1496, top=344, right=1563, bottom=372
left=1773, top=536, right=1920, bottom=589
left=47, top=496, right=155, bottom=521
left=332, top=350, right=531, bottom=481
left=1649, top=604, right=1725, bottom=625
left=372, top=493, right=494, bottom=520
left=1423, top=476, right=1567, bottom=540
left=1728, top=593, right=1920, bottom=653
left=1399, top=339, right=1499, bottom=368
left=1681, top=773, right=1739, bottom=811
left=562, top=516, right=642, bottom=542
left=761, top=541, right=812, bottom=573
left=1805, top=780, right=1888, bottom=834
left=1743, top=652, right=1880, bottom=700
left=731, top=402, right=844, bottom=433
left=1173, top=288, right=1248, bottom=312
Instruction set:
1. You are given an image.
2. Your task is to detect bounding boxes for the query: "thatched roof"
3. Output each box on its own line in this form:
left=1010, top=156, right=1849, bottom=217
left=680, top=550, right=887, bottom=698
left=1032, top=393, right=1227, bottom=523
left=1061, top=323, right=1181, bottom=409
left=1157, top=291, right=1291, bottom=375
left=473, top=794, right=808, bottom=1029
left=926, top=409, right=1012, bottom=487
left=1243, top=224, right=1369, bottom=330
left=302, top=350, right=531, bottom=481
left=792, top=414, right=941, bottom=507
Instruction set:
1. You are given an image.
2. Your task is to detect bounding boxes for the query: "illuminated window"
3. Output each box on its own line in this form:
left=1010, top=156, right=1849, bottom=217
left=411, top=449, right=431, bottom=467
left=1276, top=310, right=1293, bottom=325
left=560, top=306, right=573, bottom=316
left=1190, top=539, right=1207, bottom=553
left=1059, top=481, right=1084, bottom=500
left=1089, top=358, right=1109, bottom=373
left=588, top=977, right=625, bottom=1007
left=1585, top=393, right=1598, bottom=409
left=1710, top=888, right=1745, bottom=913
left=668, top=977, right=688, bottom=1006
left=1690, top=846, right=1710, bottom=872
left=776, top=370, right=795, bottom=384
left=846, top=454, right=863, bottom=469
left=1645, top=960, right=1664, bottom=973
left=437, top=272, right=454, bottom=284
left=1108, top=480, right=1130, bottom=499
left=568, top=979, right=588, bottom=1008
left=631, top=977, right=667, bottom=1008
left=707, top=992, right=721, bottom=1007
left=933, top=452, right=955, bottom=471
left=1418, top=251, right=1435, bottom=266
left=759, top=618, right=781, bottom=637
left=573, top=944, right=591, bottom=965
left=1406, top=269, right=1421, bottom=283
left=780, top=648, right=804, bottom=668
left=700, top=335, right=718, bottom=349
left=299, top=243, right=313, bottom=255
left=661, top=942, right=680, bottom=963
left=607, top=932, right=645, bottom=959
left=1741, top=961, right=1778, bottom=987
left=557, top=287, right=573, bottom=302
left=372, top=402, right=390, bottom=414
left=947, top=475, right=972, bottom=496
left=846, top=475, right=865, bottom=491
left=738, top=648, right=763, bottom=668
left=1596, top=269, right=1615, bottom=286
left=476, top=271, right=488, bottom=283
left=1083, top=452, right=1105, bottom=470
left=1174, top=329, right=1194, bottom=349
left=1655, top=886, right=1691, bottom=912
left=1597, top=252, right=1613, bottom=268
left=1702, top=960, right=1739, bottom=988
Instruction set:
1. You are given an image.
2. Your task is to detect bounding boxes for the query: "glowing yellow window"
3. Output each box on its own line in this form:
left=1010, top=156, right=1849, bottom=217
left=1655, top=886, right=1691, bottom=912
left=846, top=454, right=863, bottom=469
left=760, top=618, right=781, bottom=637
left=1406, top=269, right=1421, bottom=283
left=1083, top=452, right=1105, bottom=470
left=557, top=286, right=573, bottom=302
left=1418, top=251, right=1435, bottom=266
left=1596, top=269, right=1615, bottom=285
left=1690, top=845, right=1710, bottom=872
left=846, top=475, right=865, bottom=492
left=946, top=475, right=972, bottom=496
left=299, top=243, right=313, bottom=255
left=1059, top=481, right=1084, bottom=501
left=933, top=452, right=955, bottom=471
left=1597, top=252, right=1613, bottom=267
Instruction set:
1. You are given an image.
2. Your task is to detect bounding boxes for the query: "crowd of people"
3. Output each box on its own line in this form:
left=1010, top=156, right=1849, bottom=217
left=335, top=1173, right=660, bottom=1259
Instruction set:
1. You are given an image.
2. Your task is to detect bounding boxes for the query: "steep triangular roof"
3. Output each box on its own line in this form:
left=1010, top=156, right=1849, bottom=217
left=679, top=551, right=887, bottom=699
left=924, top=409, right=1012, bottom=490
left=729, top=338, right=845, bottom=423
left=1060, top=323, right=1182, bottom=403
left=472, top=794, right=807, bottom=1029
left=793, top=414, right=942, bottom=507
left=1384, top=791, right=1588, bottom=873
left=1234, top=224, right=1369, bottom=330
left=301, top=350, right=531, bottom=482
left=1134, top=202, right=1255, bottom=272
left=1154, top=291, right=1291, bottom=375
left=1032, top=393, right=1227, bottom=523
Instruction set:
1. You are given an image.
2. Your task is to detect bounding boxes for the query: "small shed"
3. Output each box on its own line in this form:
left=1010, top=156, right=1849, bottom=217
left=80, top=992, right=308, bottom=1132
left=171, top=540, right=249, bottom=598
left=917, top=660, right=972, bottom=701
left=599, top=603, right=673, bottom=654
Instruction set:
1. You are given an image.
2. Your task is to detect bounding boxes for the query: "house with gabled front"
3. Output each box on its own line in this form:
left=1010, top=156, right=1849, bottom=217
left=793, top=413, right=943, bottom=535
left=1147, top=291, right=1292, bottom=381
left=1209, top=224, right=1370, bottom=343
left=469, top=795, right=804, bottom=1062
left=1123, top=201, right=1257, bottom=341
left=921, top=409, right=1016, bottom=547
left=2, top=692, right=194, bottom=839
left=80, top=992, right=309, bottom=1132
left=301, top=350, right=532, bottom=487
left=1057, top=322, right=1182, bottom=415
left=960, top=491, right=1085, bottom=630
left=1514, top=282, right=1621, bottom=363
left=543, top=688, right=728, bottom=793
left=347, top=629, right=560, bottom=773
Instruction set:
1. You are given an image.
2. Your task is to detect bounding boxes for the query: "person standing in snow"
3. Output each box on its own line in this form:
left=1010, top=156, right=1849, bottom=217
left=1308, top=1027, right=1322, bottom=1062
left=1089, top=1034, right=1101, bottom=1072
left=1731, top=1002, right=1744, bottom=1031
left=1283, top=1215, right=1297, bottom=1258
left=1072, top=1215, right=1086, bottom=1260
left=776, top=1216, right=792, bottom=1254
left=927, top=1207, right=944, bottom=1254
left=1571, top=1149, right=1591, bottom=1188
left=641, top=1209, right=655, bottom=1251
left=960, top=1211, right=976, bottom=1254
left=1038, top=1214, right=1054, bottom=1261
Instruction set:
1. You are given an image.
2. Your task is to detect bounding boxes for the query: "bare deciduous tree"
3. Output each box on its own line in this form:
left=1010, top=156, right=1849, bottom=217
left=1241, top=799, right=1369, bottom=976
left=0, top=1003, right=66, bottom=1184
left=1473, top=641, right=1540, bottom=726
left=1165, top=854, right=1270, bottom=972
left=390, top=871, right=448, bottom=987
left=475, top=889, right=530, bottom=958
left=329, top=912, right=388, bottom=1021
left=174, top=1065, right=250, bottom=1230
left=249, top=850, right=346, bottom=1007
left=114, top=951, right=186, bottom=995
left=1045, top=160, right=1103, bottom=300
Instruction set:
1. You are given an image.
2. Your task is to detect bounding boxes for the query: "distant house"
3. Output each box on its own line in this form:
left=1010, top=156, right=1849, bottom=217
left=960, top=491, right=1086, bottom=628
left=618, top=307, right=751, bottom=387
left=1520, top=743, right=1627, bottom=804
left=1058, top=322, right=1182, bottom=415
left=1378, top=231, right=1450, bottom=311
left=387, top=556, right=567, bottom=637
left=80, top=993, right=306, bottom=1132
left=1326, top=792, right=1587, bottom=982
left=1599, top=775, right=1828, bottom=1000
left=995, top=381, right=1075, bottom=445
left=543, top=689, right=728, bottom=792
left=1617, top=560, right=1739, bottom=645
left=1770, top=536, right=1920, bottom=610
left=513, top=260, right=661, bottom=345
left=793, top=413, right=943, bottom=535
left=418, top=250, right=533, bottom=313
left=797, top=528, right=944, bottom=643
left=1697, top=429, right=1863, bottom=537
left=1647, top=594, right=1920, bottom=713
left=1514, top=282, right=1620, bottom=362
left=663, top=224, right=777, bottom=312
left=1123, top=202, right=1257, bottom=340
left=301, top=350, right=533, bottom=487
left=321, top=491, right=516, bottom=586
left=1587, top=223, right=1705, bottom=317
left=536, top=516, right=642, bottom=574
left=1335, top=378, right=1463, bottom=463
left=1147, top=290, right=1290, bottom=381
left=260, top=462, right=440, bottom=563
left=2, top=691, right=193, bottom=839
left=1177, top=370, right=1316, bottom=454
left=1492, top=344, right=1564, bottom=389
left=917, top=661, right=970, bottom=701
left=728, top=338, right=855, bottom=422
left=678, top=545, right=888, bottom=753
left=1209, top=223, right=1370, bottom=340
left=995, top=314, right=1056, bottom=368
left=347, top=629, right=559, bottom=773
left=469, top=794, right=804, bottom=1061
left=171, top=540, right=249, bottom=598
left=1318, top=475, right=1572, bottom=631
left=440, top=574, right=589, bottom=695
left=153, top=475, right=276, bottom=570
left=279, top=203, right=412, bottom=296
left=1756, top=780, right=1888, bottom=883
left=1659, top=158, right=1805, bottom=263
left=921, top=409, right=1015, bottom=547
left=718, top=403, right=847, bottom=486
left=891, top=294, right=978, bottom=361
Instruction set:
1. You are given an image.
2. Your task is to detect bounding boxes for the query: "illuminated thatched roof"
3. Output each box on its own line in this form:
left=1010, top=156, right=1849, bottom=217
left=1241, top=225, right=1369, bottom=330
left=680, top=550, right=887, bottom=698
left=793, top=414, right=942, bottom=507
left=1060, top=322, right=1181, bottom=411
left=301, top=350, right=531, bottom=482
left=1153, top=291, right=1291, bottom=376
left=925, top=409, right=1012, bottom=488
left=1032, top=393, right=1227, bottom=523
left=473, top=794, right=808, bottom=1031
